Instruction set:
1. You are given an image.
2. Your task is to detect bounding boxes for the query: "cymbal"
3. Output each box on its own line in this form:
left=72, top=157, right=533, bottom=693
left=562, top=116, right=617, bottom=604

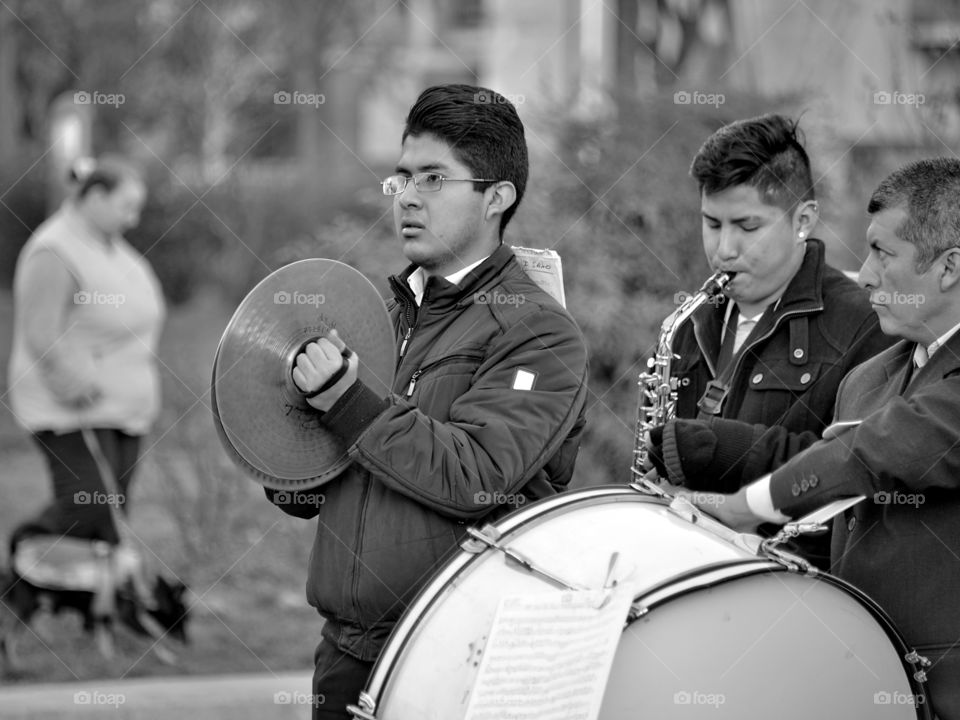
left=212, top=259, right=395, bottom=490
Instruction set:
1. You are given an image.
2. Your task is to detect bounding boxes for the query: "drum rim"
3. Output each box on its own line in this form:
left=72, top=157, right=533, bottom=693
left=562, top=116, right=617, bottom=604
left=353, top=487, right=930, bottom=720
left=626, top=562, right=931, bottom=719
left=354, top=486, right=676, bottom=713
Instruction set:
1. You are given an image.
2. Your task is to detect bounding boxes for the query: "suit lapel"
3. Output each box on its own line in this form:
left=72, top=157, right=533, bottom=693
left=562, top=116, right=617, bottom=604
left=837, top=341, right=912, bottom=419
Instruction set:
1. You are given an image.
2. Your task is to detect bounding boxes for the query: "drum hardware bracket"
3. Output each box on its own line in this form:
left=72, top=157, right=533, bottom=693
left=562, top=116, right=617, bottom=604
left=758, top=540, right=817, bottom=576
left=904, top=649, right=931, bottom=682
left=628, top=469, right=671, bottom=498
left=627, top=602, right=649, bottom=623
left=665, top=495, right=766, bottom=557
left=464, top=525, right=587, bottom=592
left=759, top=519, right=838, bottom=575
left=346, top=693, right=378, bottom=720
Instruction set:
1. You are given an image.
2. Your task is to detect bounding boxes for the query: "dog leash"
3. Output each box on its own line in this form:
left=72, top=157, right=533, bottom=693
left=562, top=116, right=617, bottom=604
left=79, top=428, right=155, bottom=609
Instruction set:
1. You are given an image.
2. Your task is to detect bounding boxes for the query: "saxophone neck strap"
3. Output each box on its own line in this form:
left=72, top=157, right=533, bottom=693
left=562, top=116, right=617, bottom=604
left=697, top=378, right=728, bottom=416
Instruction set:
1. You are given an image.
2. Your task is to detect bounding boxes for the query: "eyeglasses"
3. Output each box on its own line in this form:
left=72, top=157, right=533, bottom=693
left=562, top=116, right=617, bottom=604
left=381, top=172, right=497, bottom=196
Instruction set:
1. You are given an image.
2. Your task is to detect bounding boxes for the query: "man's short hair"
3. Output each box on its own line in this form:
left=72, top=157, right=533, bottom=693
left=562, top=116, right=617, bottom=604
left=868, top=157, right=960, bottom=272
left=690, top=114, right=815, bottom=214
left=403, top=84, right=528, bottom=236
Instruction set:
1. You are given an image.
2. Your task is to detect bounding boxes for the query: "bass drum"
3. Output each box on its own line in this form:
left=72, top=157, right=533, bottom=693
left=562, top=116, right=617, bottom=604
left=349, top=487, right=929, bottom=720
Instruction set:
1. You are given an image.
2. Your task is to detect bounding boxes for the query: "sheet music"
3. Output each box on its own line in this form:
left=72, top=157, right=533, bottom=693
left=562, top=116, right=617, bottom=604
left=511, top=246, right=566, bottom=307
left=464, top=589, right=632, bottom=720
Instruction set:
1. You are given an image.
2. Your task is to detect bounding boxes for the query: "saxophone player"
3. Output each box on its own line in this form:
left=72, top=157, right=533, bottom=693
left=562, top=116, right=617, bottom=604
left=643, top=114, right=892, bottom=568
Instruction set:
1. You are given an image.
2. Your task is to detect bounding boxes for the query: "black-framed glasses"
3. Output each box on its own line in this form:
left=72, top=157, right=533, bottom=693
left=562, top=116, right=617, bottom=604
left=380, top=172, right=497, bottom=196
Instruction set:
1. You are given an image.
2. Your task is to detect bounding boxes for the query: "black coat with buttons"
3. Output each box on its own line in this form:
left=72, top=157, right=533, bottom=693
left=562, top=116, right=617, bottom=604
left=769, top=336, right=960, bottom=719
left=652, top=239, right=893, bottom=496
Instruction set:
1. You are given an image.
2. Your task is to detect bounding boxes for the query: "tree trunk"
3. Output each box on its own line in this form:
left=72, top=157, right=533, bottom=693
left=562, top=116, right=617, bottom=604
left=0, top=0, right=22, bottom=163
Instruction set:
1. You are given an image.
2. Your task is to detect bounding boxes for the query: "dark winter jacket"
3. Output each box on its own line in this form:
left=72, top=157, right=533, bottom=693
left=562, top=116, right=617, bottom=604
left=268, top=245, right=588, bottom=661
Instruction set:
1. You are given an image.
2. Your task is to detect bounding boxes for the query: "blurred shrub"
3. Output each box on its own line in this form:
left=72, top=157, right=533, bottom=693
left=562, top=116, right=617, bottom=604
left=0, top=155, right=48, bottom=288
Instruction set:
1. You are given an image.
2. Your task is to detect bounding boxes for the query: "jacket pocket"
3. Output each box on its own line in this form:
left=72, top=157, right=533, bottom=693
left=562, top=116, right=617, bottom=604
left=405, top=352, right=485, bottom=421
left=746, top=360, right=826, bottom=422
left=748, top=360, right=825, bottom=392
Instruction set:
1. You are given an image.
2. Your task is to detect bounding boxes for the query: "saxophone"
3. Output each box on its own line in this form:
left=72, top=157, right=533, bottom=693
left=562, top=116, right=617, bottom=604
left=632, top=270, right=734, bottom=490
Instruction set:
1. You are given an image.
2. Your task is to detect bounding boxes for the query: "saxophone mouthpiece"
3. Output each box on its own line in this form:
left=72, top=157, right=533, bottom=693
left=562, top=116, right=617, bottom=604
left=701, top=270, right=735, bottom=297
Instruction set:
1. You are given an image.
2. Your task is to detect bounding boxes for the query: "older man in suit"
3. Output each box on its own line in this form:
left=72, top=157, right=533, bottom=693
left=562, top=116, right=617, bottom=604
left=683, top=157, right=960, bottom=719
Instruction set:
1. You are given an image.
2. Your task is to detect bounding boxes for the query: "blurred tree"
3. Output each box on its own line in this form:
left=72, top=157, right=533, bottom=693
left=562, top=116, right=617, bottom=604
left=0, top=0, right=20, bottom=163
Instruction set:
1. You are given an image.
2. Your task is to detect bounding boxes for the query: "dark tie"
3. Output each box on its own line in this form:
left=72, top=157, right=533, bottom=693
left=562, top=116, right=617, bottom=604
left=716, top=303, right=740, bottom=378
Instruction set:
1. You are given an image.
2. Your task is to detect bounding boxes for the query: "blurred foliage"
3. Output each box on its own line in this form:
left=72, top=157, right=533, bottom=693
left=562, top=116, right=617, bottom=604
left=0, top=156, right=47, bottom=287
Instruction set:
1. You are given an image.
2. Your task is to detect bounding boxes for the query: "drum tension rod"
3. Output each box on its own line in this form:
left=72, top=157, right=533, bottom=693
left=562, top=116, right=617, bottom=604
left=464, top=525, right=587, bottom=592
left=904, top=650, right=931, bottom=683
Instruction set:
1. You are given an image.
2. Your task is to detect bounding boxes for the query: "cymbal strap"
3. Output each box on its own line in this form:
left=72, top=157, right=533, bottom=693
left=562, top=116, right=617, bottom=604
left=305, top=348, right=354, bottom=399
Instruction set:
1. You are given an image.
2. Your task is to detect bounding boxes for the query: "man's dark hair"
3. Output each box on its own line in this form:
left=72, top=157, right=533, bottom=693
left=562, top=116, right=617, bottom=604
left=403, top=84, right=528, bottom=237
left=690, top=114, right=815, bottom=214
left=868, top=157, right=960, bottom=272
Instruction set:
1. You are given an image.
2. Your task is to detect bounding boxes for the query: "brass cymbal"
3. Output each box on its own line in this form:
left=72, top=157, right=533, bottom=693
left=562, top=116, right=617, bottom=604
left=212, top=259, right=395, bottom=490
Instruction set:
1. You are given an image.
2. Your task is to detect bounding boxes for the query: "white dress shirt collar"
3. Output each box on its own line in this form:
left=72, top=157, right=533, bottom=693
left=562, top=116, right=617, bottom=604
left=406, top=256, right=489, bottom=306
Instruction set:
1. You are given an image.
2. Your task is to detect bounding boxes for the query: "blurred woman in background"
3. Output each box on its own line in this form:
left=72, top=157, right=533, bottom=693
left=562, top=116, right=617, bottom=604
left=7, top=155, right=165, bottom=547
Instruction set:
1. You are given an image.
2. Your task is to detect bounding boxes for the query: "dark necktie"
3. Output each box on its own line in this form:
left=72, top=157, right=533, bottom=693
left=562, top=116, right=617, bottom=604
left=716, top=303, right=740, bottom=378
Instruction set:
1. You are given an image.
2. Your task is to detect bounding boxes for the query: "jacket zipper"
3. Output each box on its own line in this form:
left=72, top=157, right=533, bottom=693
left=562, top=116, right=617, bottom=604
left=399, top=327, right=413, bottom=359
left=350, top=477, right=371, bottom=621
left=405, top=353, right=485, bottom=397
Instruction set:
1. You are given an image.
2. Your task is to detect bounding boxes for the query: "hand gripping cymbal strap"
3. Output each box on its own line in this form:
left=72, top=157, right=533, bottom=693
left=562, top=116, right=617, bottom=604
left=303, top=348, right=353, bottom=399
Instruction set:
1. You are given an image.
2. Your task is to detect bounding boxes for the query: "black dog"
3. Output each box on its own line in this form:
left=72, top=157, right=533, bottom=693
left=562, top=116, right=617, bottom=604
left=0, top=544, right=189, bottom=672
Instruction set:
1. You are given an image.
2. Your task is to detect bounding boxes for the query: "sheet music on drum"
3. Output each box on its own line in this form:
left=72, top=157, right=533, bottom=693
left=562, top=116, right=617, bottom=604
left=464, top=589, right=633, bottom=720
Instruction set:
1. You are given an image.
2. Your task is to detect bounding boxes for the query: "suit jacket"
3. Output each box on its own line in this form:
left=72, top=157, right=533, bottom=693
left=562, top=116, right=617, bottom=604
left=770, top=334, right=960, bottom=719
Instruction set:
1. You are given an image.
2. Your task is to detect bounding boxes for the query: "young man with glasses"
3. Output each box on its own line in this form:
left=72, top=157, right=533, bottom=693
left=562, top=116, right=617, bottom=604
left=269, top=84, right=589, bottom=719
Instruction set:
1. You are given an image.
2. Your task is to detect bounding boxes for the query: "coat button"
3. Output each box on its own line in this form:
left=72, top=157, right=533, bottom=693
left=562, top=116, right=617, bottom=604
left=809, top=474, right=819, bottom=488
left=793, top=348, right=804, bottom=359
left=800, top=372, right=812, bottom=384
left=792, top=483, right=801, bottom=497
left=800, top=478, right=810, bottom=492
left=752, top=373, right=764, bottom=384
left=847, top=516, right=856, bottom=532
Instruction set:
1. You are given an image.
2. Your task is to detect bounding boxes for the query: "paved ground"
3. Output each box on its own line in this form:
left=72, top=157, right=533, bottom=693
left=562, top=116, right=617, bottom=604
left=0, top=672, right=316, bottom=719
